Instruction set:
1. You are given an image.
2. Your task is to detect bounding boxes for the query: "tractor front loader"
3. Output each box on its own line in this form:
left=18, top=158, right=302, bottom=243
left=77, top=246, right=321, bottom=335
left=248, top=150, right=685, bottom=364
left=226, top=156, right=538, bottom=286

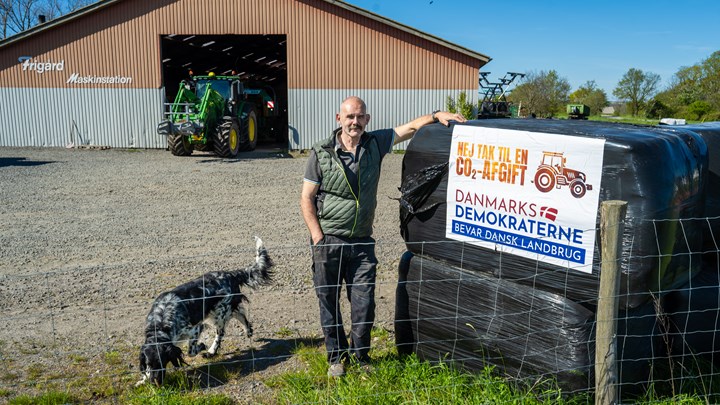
left=158, top=73, right=263, bottom=157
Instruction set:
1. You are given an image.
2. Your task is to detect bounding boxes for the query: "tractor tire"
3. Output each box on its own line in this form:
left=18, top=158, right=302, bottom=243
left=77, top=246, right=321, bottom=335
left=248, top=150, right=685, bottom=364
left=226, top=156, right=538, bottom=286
left=534, top=167, right=555, bottom=193
left=239, top=106, right=258, bottom=152
left=213, top=118, right=241, bottom=158
left=569, top=179, right=587, bottom=198
left=168, top=134, right=193, bottom=156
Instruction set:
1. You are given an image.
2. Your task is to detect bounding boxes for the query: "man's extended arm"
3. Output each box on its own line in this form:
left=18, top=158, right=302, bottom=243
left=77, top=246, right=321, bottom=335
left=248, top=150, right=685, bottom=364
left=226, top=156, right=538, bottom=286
left=393, top=111, right=466, bottom=145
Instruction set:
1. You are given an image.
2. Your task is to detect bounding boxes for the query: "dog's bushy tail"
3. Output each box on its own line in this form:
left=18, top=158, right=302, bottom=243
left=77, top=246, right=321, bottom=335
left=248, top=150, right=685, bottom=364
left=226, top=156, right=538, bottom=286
left=232, top=236, right=273, bottom=288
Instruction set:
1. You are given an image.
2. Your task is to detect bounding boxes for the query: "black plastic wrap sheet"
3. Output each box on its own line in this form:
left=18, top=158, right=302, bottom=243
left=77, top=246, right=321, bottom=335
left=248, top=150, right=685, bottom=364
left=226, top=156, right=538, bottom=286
left=399, top=119, right=709, bottom=309
left=394, top=251, right=678, bottom=395
left=394, top=251, right=595, bottom=390
left=664, top=258, right=720, bottom=368
left=671, top=122, right=720, bottom=255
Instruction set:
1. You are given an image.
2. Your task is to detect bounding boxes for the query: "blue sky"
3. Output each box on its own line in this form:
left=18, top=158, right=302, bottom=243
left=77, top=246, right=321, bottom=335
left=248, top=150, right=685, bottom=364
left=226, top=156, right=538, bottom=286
left=343, top=0, right=720, bottom=98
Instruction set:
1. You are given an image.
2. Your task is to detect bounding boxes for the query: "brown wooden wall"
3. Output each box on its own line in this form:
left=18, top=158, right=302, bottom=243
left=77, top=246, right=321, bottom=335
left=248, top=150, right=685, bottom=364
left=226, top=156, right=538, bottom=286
left=0, top=0, right=486, bottom=90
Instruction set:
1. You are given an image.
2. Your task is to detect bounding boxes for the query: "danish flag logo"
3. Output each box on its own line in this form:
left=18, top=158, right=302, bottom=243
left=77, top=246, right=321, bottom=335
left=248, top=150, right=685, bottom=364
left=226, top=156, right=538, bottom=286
left=539, top=206, right=558, bottom=221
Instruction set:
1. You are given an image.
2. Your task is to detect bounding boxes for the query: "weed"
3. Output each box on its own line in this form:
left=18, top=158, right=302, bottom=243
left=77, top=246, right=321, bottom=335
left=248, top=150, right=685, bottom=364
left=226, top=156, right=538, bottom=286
left=8, top=391, right=76, bottom=405
left=1, top=371, right=19, bottom=382
left=275, top=327, right=295, bottom=338
left=25, top=364, right=44, bottom=381
left=104, top=350, right=123, bottom=366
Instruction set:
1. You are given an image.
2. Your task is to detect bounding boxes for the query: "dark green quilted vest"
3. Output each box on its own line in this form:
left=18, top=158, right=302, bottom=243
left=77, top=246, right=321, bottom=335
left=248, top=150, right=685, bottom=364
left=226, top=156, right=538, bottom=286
left=312, top=132, right=382, bottom=237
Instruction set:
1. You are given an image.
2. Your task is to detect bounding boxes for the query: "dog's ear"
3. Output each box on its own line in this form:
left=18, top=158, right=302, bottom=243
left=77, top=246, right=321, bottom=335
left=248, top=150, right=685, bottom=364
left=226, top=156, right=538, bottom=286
left=165, top=344, right=185, bottom=368
left=139, top=348, right=147, bottom=371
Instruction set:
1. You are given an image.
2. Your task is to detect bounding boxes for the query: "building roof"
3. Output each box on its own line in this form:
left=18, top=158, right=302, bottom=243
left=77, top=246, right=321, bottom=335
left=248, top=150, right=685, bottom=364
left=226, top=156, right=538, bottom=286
left=0, top=0, right=491, bottom=65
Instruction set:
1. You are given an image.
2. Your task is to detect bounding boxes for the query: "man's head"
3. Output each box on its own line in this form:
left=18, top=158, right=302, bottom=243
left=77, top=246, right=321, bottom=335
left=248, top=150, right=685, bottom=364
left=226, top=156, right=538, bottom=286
left=337, top=96, right=370, bottom=139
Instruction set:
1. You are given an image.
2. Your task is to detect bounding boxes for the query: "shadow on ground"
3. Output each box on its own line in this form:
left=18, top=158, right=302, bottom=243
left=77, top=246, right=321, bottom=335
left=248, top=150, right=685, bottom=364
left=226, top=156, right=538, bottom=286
left=0, top=157, right=55, bottom=167
left=186, top=336, right=322, bottom=388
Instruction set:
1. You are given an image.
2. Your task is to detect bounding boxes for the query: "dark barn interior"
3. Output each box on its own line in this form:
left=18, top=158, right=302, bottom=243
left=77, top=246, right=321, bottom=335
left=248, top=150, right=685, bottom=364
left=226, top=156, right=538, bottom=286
left=160, top=34, right=288, bottom=145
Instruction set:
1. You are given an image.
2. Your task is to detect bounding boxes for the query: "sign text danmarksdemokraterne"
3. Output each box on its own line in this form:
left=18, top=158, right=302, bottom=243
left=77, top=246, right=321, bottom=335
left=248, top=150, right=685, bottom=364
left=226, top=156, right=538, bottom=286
left=445, top=125, right=605, bottom=272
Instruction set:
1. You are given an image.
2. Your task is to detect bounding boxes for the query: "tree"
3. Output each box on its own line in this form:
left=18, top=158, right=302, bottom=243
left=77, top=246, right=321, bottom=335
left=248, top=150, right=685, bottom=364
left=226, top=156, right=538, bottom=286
left=508, top=70, right=570, bottom=118
left=445, top=91, right=475, bottom=120
left=687, top=100, right=712, bottom=120
left=569, top=80, right=608, bottom=116
left=654, top=50, right=720, bottom=120
left=612, top=68, right=661, bottom=116
left=1, top=0, right=91, bottom=39
left=645, top=98, right=672, bottom=119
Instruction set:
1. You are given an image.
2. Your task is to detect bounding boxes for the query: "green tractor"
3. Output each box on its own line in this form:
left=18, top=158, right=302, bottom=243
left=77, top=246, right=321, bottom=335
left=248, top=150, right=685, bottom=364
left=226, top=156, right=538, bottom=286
left=158, top=73, right=277, bottom=157
left=567, top=104, right=590, bottom=120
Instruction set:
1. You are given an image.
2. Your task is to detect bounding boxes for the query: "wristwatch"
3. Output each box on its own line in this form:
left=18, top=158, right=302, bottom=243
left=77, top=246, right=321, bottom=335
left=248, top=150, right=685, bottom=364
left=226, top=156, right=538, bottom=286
left=432, top=110, right=440, bottom=123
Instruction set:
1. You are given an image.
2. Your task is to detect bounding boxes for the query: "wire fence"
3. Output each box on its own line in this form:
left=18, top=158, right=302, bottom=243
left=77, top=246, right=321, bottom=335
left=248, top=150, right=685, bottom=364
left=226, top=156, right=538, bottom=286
left=1, top=215, right=719, bottom=403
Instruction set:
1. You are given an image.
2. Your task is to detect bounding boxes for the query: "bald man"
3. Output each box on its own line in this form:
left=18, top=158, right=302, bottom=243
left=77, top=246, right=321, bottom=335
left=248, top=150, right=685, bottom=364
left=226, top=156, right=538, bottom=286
left=300, top=96, right=465, bottom=377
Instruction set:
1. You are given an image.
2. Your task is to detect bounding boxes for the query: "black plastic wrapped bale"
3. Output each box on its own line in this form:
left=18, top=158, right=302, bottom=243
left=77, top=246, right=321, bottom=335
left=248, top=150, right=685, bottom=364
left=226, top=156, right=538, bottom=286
left=395, top=251, right=595, bottom=391
left=672, top=122, right=720, bottom=257
left=664, top=262, right=720, bottom=368
left=399, top=119, right=708, bottom=309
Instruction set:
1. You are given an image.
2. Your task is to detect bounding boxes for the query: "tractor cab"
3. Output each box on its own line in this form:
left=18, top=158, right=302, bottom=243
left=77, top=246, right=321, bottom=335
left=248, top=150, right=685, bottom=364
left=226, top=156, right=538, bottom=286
left=541, top=151, right=566, bottom=170
left=194, top=75, right=240, bottom=101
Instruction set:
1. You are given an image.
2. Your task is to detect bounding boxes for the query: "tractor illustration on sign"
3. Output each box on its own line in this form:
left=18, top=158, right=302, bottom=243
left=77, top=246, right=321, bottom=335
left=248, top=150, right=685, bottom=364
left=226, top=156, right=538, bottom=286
left=533, top=151, right=592, bottom=198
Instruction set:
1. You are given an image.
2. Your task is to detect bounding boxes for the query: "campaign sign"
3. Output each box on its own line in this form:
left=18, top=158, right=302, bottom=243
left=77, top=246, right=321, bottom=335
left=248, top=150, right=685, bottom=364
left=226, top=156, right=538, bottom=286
left=445, top=125, right=605, bottom=273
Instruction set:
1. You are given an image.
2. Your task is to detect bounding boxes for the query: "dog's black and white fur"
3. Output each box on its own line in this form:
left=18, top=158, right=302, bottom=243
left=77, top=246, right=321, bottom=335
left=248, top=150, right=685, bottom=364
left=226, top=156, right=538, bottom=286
left=137, top=236, right=273, bottom=386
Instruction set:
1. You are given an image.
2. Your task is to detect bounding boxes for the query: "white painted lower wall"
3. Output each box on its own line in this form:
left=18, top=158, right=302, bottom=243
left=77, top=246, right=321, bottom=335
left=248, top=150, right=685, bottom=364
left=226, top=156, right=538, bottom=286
left=287, top=88, right=478, bottom=150
left=0, top=87, right=477, bottom=150
left=0, top=87, right=166, bottom=149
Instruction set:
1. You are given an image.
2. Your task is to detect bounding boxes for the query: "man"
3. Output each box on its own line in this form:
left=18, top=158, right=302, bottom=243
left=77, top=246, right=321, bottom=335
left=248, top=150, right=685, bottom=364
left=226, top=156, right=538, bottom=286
left=300, top=96, right=465, bottom=377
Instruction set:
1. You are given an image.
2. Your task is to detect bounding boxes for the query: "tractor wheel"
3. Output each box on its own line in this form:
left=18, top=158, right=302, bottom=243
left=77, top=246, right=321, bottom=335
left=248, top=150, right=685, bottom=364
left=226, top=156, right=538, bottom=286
left=239, top=106, right=258, bottom=152
left=570, top=179, right=587, bottom=198
left=534, top=168, right=555, bottom=193
left=213, top=118, right=241, bottom=158
left=168, top=134, right=193, bottom=156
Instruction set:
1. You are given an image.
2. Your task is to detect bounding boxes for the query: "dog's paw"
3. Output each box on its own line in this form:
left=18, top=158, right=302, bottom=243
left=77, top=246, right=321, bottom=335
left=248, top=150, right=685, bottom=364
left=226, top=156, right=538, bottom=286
left=202, top=351, right=218, bottom=359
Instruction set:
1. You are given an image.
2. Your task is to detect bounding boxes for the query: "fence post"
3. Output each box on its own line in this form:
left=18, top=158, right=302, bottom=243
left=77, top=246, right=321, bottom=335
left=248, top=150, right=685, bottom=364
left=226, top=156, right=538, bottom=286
left=595, top=200, right=628, bottom=405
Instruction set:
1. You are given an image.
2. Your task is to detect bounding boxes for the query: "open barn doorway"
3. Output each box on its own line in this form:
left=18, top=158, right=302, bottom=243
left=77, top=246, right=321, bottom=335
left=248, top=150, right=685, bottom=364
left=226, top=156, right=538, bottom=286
left=159, top=34, right=288, bottom=148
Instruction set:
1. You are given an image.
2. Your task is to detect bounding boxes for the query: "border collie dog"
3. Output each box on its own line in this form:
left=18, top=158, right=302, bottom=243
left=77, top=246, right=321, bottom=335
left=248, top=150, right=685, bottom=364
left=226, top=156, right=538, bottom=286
left=137, top=237, right=273, bottom=386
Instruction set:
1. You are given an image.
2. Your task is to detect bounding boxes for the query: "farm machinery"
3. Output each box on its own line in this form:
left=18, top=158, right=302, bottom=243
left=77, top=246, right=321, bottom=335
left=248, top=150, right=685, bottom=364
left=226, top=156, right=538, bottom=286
left=158, top=73, right=279, bottom=157
left=567, top=104, right=590, bottom=120
left=478, top=71, right=525, bottom=118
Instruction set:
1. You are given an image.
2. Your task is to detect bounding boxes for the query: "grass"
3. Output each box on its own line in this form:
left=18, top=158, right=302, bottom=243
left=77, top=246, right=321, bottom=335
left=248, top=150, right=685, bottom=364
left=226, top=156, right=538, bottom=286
left=267, top=344, right=591, bottom=404
left=3, top=327, right=717, bottom=404
left=589, top=115, right=668, bottom=125
left=126, top=375, right=235, bottom=405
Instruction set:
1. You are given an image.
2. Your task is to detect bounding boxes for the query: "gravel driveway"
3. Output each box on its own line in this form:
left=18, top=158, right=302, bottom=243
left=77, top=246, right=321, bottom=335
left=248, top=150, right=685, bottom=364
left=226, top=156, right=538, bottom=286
left=0, top=146, right=408, bottom=401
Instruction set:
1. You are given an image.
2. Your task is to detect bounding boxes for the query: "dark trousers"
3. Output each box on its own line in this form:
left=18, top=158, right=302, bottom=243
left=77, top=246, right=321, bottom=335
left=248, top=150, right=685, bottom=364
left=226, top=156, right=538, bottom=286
left=311, top=234, right=376, bottom=364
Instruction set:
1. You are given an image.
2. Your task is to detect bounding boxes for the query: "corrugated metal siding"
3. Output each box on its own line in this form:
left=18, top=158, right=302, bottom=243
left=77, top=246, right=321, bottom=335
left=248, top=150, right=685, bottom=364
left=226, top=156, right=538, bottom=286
left=0, top=0, right=487, bottom=149
left=288, top=88, right=477, bottom=150
left=288, top=1, right=479, bottom=90
left=0, top=87, right=164, bottom=148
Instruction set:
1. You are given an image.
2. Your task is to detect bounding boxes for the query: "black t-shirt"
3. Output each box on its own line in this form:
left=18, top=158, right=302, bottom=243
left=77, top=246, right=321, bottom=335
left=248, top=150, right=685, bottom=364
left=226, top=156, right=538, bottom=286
left=303, top=128, right=395, bottom=196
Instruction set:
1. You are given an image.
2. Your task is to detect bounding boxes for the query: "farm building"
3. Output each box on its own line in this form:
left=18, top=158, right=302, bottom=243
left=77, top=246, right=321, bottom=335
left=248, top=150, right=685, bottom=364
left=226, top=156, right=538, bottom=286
left=0, top=0, right=490, bottom=150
